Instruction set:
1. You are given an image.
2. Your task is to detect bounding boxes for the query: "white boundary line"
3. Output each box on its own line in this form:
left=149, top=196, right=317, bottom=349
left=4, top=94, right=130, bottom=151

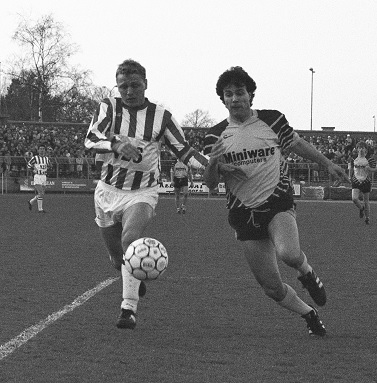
left=0, top=276, right=119, bottom=361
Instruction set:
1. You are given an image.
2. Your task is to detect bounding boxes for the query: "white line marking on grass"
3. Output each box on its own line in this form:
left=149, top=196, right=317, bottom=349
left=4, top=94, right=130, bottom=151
left=0, top=276, right=119, bottom=361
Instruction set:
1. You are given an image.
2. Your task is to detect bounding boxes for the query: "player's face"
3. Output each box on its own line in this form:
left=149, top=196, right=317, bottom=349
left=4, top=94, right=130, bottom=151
left=223, top=84, right=252, bottom=122
left=38, top=146, right=46, bottom=156
left=357, top=146, right=367, bottom=156
left=116, top=73, right=147, bottom=108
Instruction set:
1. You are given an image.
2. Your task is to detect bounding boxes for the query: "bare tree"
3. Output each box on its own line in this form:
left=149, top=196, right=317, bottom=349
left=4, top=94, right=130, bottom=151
left=181, top=109, right=216, bottom=128
left=89, top=85, right=119, bottom=104
left=8, top=14, right=92, bottom=121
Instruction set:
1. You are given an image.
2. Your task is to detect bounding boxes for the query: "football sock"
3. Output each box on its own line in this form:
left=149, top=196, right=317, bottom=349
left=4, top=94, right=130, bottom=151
left=278, top=283, right=312, bottom=315
left=37, top=197, right=43, bottom=211
left=121, top=264, right=140, bottom=313
left=297, top=251, right=312, bottom=276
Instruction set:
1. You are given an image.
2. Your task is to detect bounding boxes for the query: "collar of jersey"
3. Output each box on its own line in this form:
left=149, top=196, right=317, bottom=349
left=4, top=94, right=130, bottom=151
left=120, top=98, right=150, bottom=111
left=228, top=109, right=258, bottom=126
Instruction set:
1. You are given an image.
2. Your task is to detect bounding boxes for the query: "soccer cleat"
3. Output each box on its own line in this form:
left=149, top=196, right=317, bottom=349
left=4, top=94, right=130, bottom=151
left=139, top=281, right=146, bottom=297
left=365, top=218, right=370, bottom=225
left=298, top=270, right=326, bottom=306
left=301, top=306, right=326, bottom=336
left=38, top=210, right=47, bottom=213
left=116, top=309, right=136, bottom=329
left=176, top=208, right=181, bottom=214
left=359, top=206, right=365, bottom=219
left=181, top=206, right=186, bottom=214
left=28, top=201, right=32, bottom=211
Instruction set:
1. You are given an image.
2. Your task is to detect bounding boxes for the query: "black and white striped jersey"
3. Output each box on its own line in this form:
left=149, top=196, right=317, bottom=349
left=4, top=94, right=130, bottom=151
left=85, top=97, right=207, bottom=191
left=27, top=155, right=50, bottom=176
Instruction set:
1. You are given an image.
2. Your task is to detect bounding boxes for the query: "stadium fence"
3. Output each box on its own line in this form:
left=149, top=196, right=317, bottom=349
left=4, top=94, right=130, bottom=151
left=2, top=156, right=377, bottom=201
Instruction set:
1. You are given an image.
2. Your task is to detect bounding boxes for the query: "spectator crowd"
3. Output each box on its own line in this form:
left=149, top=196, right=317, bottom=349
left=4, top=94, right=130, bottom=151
left=0, top=122, right=376, bottom=181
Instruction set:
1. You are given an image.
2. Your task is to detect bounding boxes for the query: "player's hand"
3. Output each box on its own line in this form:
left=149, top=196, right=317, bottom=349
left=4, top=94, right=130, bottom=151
left=209, top=137, right=226, bottom=160
left=111, top=137, right=140, bottom=161
left=190, top=182, right=194, bottom=188
left=365, top=165, right=376, bottom=173
left=218, top=163, right=248, bottom=181
left=328, top=163, right=350, bottom=183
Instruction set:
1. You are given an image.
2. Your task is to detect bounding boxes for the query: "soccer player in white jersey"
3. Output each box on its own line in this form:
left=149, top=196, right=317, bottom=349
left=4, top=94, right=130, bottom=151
left=349, top=140, right=377, bottom=224
left=84, top=59, right=207, bottom=329
left=203, top=66, right=350, bottom=336
left=27, top=144, right=50, bottom=213
left=171, top=158, right=194, bottom=214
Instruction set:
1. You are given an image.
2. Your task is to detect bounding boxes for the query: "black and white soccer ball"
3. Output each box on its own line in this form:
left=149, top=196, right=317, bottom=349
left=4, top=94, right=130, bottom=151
left=123, top=237, right=168, bottom=280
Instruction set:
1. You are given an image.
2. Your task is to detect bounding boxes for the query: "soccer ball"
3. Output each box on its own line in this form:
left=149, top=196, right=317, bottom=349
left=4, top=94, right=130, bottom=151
left=123, top=237, right=168, bottom=280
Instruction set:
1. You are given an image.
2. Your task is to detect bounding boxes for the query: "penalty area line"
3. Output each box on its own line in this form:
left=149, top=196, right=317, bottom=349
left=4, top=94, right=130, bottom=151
left=0, top=276, right=119, bottom=361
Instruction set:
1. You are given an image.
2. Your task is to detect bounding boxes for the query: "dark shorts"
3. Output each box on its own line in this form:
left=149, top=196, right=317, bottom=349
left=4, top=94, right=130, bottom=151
left=228, top=194, right=296, bottom=241
left=352, top=179, right=372, bottom=194
left=173, top=177, right=188, bottom=189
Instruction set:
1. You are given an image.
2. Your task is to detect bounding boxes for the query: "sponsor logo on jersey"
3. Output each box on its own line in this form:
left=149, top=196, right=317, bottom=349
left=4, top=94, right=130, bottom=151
left=223, top=146, right=276, bottom=165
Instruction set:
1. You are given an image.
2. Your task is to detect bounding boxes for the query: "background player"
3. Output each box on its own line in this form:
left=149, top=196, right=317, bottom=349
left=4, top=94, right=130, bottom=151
left=171, top=158, right=194, bottom=214
left=349, top=140, right=377, bottom=224
left=85, top=59, right=207, bottom=329
left=27, top=144, right=50, bottom=213
left=203, top=66, right=350, bottom=336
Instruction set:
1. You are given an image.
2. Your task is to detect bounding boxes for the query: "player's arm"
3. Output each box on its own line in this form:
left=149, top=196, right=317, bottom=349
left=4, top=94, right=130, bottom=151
left=366, top=157, right=377, bottom=172
left=203, top=157, right=221, bottom=190
left=348, top=161, right=354, bottom=178
left=291, top=136, right=350, bottom=183
left=203, top=137, right=247, bottom=189
left=27, top=158, right=35, bottom=176
left=84, top=101, right=140, bottom=160
left=163, top=115, right=208, bottom=170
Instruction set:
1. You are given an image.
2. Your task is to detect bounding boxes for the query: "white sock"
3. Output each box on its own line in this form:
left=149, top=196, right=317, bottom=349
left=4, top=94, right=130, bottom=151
left=37, top=197, right=43, bottom=211
left=121, top=264, right=140, bottom=313
left=278, top=284, right=312, bottom=315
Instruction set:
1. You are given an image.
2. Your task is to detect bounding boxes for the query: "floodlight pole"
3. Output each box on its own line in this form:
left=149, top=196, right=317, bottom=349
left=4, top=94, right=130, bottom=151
left=309, top=68, right=315, bottom=131
left=0, top=61, right=2, bottom=114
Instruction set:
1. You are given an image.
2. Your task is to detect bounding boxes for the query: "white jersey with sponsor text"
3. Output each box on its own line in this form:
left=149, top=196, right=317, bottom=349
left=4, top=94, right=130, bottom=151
left=204, top=109, right=299, bottom=209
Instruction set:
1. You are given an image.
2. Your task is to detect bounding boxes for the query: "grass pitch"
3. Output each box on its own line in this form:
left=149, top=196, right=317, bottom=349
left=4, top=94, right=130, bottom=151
left=0, top=194, right=376, bottom=382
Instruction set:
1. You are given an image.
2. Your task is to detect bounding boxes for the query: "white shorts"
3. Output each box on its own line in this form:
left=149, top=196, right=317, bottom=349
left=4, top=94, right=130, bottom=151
left=34, top=174, right=47, bottom=186
left=94, top=180, right=159, bottom=228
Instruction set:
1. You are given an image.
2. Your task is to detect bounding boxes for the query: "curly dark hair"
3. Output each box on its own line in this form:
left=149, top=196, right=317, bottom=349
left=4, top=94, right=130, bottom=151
left=356, top=140, right=368, bottom=149
left=116, top=59, right=146, bottom=79
left=216, top=66, right=257, bottom=104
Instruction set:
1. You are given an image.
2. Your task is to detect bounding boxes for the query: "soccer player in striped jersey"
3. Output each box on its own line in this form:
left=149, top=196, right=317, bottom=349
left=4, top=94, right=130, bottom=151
left=349, top=140, right=377, bottom=224
left=84, top=59, right=207, bottom=329
left=27, top=144, right=50, bottom=213
left=203, top=66, right=350, bottom=336
left=170, top=158, right=194, bottom=214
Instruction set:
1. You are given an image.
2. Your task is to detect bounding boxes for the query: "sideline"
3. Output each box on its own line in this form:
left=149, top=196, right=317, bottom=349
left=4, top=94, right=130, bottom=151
left=2, top=193, right=377, bottom=204
left=0, top=276, right=119, bottom=361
